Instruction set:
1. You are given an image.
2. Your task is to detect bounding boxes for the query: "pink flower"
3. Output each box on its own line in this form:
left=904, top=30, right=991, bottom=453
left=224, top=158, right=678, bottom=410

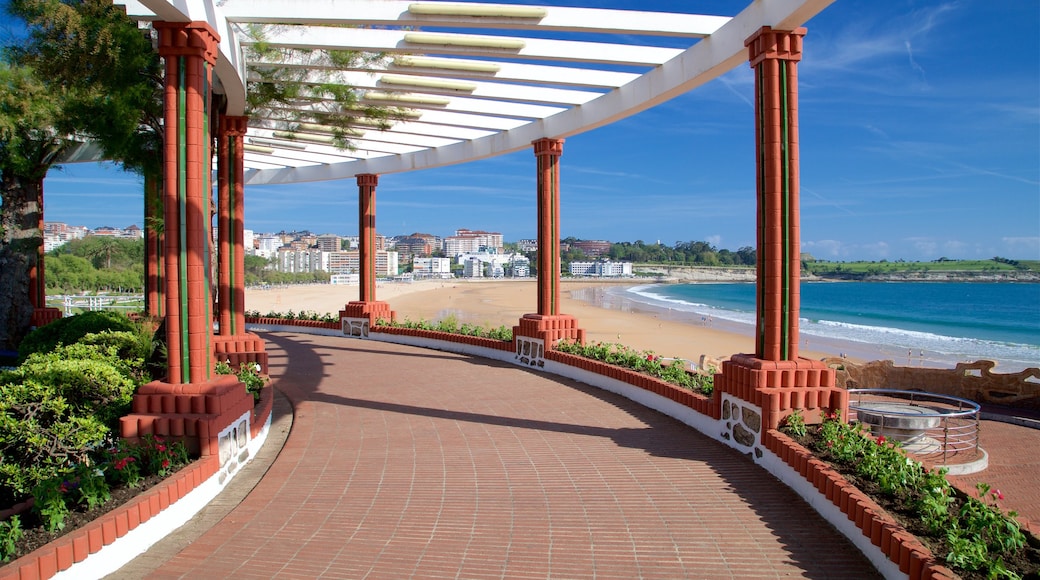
left=155, top=444, right=167, bottom=452
left=994, top=489, right=1004, bottom=500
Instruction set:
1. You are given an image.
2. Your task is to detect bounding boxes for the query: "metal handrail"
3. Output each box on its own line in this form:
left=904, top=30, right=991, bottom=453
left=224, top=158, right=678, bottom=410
left=847, top=388, right=982, bottom=465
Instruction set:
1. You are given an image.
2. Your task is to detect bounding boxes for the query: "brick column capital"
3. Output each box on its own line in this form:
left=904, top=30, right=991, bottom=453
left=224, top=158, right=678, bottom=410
left=746, top=26, right=806, bottom=67
left=532, top=138, right=564, bottom=157
left=154, top=21, right=220, bottom=64
left=218, top=115, right=249, bottom=137
left=357, top=173, right=379, bottom=187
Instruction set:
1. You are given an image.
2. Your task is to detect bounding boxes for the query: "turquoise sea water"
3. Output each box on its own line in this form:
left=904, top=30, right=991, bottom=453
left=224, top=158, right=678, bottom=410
left=618, top=282, right=1040, bottom=372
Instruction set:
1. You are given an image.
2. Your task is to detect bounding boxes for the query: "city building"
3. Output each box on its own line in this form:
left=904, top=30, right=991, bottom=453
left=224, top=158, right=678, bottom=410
left=395, top=236, right=433, bottom=262
left=275, top=248, right=327, bottom=273
left=456, top=252, right=530, bottom=278
left=517, top=239, right=537, bottom=253
left=412, top=257, right=453, bottom=279
left=571, top=239, right=612, bottom=258
left=569, top=261, right=633, bottom=277
left=255, top=235, right=284, bottom=259
left=315, top=234, right=341, bottom=252
left=328, top=250, right=399, bottom=277
left=444, top=228, right=504, bottom=257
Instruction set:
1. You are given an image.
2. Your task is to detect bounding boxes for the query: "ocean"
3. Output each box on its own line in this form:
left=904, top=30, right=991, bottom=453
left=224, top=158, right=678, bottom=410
left=613, top=282, right=1040, bottom=373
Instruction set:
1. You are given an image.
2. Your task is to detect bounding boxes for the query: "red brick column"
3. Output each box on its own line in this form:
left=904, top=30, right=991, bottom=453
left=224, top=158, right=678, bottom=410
left=713, top=27, right=846, bottom=433
left=534, top=138, right=563, bottom=316
left=357, top=174, right=378, bottom=303
left=748, top=26, right=805, bottom=362
left=514, top=139, right=583, bottom=351
left=28, top=184, right=61, bottom=327
left=28, top=185, right=45, bottom=310
left=144, top=171, right=163, bottom=317
left=156, top=21, right=219, bottom=384
left=341, top=174, right=394, bottom=326
left=217, top=115, right=248, bottom=336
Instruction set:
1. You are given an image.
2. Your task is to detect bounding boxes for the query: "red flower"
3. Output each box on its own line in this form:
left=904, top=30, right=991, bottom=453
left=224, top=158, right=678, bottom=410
left=113, top=457, right=136, bottom=471
left=877, top=436, right=887, bottom=445
left=155, top=444, right=167, bottom=452
left=995, top=489, right=1004, bottom=500
left=161, top=459, right=170, bottom=468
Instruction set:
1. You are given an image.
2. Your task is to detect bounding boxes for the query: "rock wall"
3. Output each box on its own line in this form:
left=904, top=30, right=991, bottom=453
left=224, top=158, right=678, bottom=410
left=828, top=358, right=1040, bottom=410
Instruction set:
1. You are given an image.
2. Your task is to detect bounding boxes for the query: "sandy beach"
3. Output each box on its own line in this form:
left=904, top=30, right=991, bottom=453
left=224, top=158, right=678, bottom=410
left=245, top=279, right=847, bottom=366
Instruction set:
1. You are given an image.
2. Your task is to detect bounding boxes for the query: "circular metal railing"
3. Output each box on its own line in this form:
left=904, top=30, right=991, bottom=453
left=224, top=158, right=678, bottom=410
left=847, top=389, right=981, bottom=464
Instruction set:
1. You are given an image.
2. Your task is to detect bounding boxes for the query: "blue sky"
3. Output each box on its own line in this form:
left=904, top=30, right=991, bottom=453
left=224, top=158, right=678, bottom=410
left=37, top=0, right=1040, bottom=261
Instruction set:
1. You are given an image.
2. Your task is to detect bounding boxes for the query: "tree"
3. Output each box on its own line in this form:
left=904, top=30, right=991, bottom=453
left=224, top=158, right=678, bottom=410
left=0, top=62, right=72, bottom=350
left=1, top=0, right=159, bottom=350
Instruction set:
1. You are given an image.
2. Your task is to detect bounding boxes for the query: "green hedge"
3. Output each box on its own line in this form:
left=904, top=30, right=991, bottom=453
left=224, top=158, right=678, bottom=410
left=0, top=339, right=142, bottom=503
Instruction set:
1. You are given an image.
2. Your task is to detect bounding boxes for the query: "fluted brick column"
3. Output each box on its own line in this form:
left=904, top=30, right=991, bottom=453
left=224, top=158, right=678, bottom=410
left=28, top=185, right=45, bottom=310
left=749, top=26, right=805, bottom=362
left=357, top=174, right=378, bottom=303
left=340, top=174, right=394, bottom=328
left=713, top=27, right=846, bottom=434
left=514, top=138, right=583, bottom=357
left=144, top=171, right=163, bottom=317
left=156, top=21, right=219, bottom=384
left=217, top=115, right=248, bottom=336
left=28, top=184, right=61, bottom=327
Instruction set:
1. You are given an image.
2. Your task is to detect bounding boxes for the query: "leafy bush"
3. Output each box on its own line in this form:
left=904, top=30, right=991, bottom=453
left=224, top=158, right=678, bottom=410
left=555, top=340, right=714, bottom=396
left=0, top=342, right=141, bottom=502
left=215, top=360, right=267, bottom=402
left=813, top=413, right=1029, bottom=578
left=23, top=436, right=190, bottom=535
left=0, top=381, right=110, bottom=500
left=7, top=344, right=138, bottom=427
left=0, top=516, right=22, bottom=562
left=17, top=311, right=138, bottom=362
left=376, top=316, right=514, bottom=342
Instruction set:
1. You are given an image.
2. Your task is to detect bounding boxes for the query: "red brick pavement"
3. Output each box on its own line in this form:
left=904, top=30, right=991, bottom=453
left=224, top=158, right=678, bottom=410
left=146, top=332, right=881, bottom=579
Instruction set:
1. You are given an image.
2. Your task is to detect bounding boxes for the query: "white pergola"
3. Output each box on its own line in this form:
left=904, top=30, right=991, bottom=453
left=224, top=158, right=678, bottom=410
left=114, top=0, right=833, bottom=186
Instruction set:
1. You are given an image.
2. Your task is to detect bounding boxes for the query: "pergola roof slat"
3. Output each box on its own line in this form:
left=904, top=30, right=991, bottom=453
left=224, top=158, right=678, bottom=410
left=111, top=0, right=835, bottom=185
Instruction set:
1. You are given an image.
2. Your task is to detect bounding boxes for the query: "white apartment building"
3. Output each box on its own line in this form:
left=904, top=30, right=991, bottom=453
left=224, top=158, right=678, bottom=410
left=443, top=228, right=504, bottom=257
left=255, top=235, right=283, bottom=259
left=517, top=239, right=537, bottom=252
left=462, top=257, right=484, bottom=278
left=456, top=252, right=530, bottom=278
left=275, top=248, right=328, bottom=273
left=569, top=261, right=633, bottom=277
left=412, top=257, right=453, bottom=279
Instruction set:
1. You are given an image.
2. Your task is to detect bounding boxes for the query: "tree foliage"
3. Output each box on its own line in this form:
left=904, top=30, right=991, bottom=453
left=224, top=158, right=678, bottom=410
left=242, top=24, right=414, bottom=148
left=8, top=0, right=163, bottom=176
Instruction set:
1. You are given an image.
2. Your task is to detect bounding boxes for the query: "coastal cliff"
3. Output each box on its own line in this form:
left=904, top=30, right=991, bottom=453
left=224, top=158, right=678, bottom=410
left=635, top=265, right=1040, bottom=283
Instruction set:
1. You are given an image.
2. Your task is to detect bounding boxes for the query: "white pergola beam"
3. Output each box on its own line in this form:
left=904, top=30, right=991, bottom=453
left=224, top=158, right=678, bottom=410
left=219, top=1, right=728, bottom=37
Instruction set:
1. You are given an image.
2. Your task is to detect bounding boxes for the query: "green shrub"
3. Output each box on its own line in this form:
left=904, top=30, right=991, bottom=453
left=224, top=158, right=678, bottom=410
left=0, top=381, right=110, bottom=501
left=0, top=342, right=139, bottom=502
left=17, top=311, right=137, bottom=361
left=215, top=360, right=267, bottom=402
left=0, top=516, right=22, bottom=562
left=6, top=344, right=137, bottom=427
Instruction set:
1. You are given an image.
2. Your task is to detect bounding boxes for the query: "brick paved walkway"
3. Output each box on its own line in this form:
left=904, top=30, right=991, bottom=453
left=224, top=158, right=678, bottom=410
left=141, top=332, right=881, bottom=579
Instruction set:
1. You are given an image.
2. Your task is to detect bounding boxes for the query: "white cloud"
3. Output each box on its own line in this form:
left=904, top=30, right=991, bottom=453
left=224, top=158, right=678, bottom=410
left=1002, top=236, right=1040, bottom=259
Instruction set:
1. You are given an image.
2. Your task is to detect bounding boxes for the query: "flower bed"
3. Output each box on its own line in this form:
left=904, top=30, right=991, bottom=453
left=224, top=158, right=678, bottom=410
left=781, top=411, right=1039, bottom=579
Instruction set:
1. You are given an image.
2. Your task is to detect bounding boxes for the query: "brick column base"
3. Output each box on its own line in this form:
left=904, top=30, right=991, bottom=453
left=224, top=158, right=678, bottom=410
left=119, top=375, right=254, bottom=461
left=512, top=313, right=585, bottom=368
left=31, top=307, right=62, bottom=328
left=714, top=354, right=848, bottom=434
left=339, top=301, right=395, bottom=337
left=212, top=332, right=269, bottom=374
